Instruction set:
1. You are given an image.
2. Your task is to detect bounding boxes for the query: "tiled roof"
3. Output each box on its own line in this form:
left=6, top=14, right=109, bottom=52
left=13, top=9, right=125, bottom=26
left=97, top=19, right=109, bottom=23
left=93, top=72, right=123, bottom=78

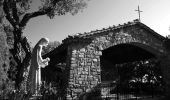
left=62, top=19, right=165, bottom=43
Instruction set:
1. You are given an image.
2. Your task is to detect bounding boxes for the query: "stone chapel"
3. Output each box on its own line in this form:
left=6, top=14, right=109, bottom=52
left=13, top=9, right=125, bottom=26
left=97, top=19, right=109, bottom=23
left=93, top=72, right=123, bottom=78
left=43, top=20, right=170, bottom=99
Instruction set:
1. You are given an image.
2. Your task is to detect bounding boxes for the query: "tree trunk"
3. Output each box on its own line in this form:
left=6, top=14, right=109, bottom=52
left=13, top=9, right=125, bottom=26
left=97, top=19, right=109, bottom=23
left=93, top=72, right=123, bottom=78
left=10, top=28, right=31, bottom=89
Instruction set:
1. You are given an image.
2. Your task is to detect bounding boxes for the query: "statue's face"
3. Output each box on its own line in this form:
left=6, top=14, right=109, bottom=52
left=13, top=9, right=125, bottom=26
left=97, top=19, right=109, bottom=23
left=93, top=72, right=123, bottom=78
left=42, top=41, right=48, bottom=47
left=39, top=38, right=49, bottom=47
left=42, top=41, right=49, bottom=47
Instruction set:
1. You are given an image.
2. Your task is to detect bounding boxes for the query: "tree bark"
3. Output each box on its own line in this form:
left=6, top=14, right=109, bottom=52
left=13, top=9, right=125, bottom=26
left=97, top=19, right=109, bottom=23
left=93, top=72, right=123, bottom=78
left=10, top=28, right=31, bottom=88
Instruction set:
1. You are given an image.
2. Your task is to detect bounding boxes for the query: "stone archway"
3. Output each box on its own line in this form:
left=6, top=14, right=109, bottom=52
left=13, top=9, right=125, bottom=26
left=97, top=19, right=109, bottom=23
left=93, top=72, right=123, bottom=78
left=91, top=33, right=170, bottom=99
left=92, top=34, right=169, bottom=99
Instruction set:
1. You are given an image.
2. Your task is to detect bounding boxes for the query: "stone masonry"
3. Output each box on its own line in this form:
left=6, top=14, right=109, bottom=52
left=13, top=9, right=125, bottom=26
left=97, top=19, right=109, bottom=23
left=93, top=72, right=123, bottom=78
left=66, top=43, right=102, bottom=98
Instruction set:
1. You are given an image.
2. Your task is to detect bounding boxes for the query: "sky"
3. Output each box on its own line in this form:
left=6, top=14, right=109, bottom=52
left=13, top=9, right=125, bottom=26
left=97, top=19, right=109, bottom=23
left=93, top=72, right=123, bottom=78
left=23, top=0, right=170, bottom=46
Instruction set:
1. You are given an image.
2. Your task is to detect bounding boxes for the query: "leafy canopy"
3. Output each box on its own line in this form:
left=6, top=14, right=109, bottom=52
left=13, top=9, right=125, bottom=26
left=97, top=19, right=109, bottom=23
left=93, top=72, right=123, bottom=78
left=3, top=0, right=88, bottom=29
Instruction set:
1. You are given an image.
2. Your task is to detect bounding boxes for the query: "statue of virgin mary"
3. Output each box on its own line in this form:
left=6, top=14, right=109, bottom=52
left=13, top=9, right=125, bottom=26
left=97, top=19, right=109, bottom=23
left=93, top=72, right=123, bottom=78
left=27, top=38, right=50, bottom=95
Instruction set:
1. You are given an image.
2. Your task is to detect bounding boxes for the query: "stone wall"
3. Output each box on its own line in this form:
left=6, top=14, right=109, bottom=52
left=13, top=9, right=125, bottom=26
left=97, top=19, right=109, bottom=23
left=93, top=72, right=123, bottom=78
left=66, top=43, right=102, bottom=99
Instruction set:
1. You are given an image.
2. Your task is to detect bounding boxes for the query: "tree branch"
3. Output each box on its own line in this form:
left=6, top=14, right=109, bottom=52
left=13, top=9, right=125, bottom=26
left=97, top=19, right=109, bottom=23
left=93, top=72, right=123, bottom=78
left=12, top=1, right=19, bottom=24
left=3, top=0, right=16, bottom=28
left=19, top=9, right=49, bottom=27
left=19, top=0, right=63, bottom=27
left=21, top=37, right=31, bottom=58
left=10, top=32, right=21, bottom=66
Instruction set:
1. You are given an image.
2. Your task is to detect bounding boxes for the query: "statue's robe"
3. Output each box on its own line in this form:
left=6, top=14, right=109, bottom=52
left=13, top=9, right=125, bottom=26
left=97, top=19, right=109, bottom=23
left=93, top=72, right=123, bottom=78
left=27, top=45, right=46, bottom=94
left=28, top=45, right=40, bottom=94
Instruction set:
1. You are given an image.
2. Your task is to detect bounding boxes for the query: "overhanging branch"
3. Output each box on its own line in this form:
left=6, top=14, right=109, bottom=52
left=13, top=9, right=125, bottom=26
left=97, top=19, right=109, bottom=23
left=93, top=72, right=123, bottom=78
left=19, top=0, right=63, bottom=27
left=19, top=9, right=49, bottom=27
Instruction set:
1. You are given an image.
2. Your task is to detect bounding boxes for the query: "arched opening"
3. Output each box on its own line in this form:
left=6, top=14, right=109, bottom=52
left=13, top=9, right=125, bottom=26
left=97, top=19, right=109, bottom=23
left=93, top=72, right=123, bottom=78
left=100, top=43, right=165, bottom=99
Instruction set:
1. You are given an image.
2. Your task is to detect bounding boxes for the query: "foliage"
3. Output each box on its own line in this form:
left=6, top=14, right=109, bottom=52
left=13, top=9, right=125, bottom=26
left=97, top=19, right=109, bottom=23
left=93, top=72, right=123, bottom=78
left=0, top=82, right=63, bottom=100
left=114, top=58, right=165, bottom=94
left=78, top=84, right=102, bottom=100
left=116, top=59, right=163, bottom=84
left=39, top=82, right=64, bottom=100
left=3, top=0, right=88, bottom=29
left=0, top=23, right=15, bottom=100
left=1, top=0, right=89, bottom=89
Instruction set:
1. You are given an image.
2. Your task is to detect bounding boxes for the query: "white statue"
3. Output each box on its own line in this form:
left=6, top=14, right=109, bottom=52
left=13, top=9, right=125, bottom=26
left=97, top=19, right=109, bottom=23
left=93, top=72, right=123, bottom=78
left=27, top=38, right=50, bottom=95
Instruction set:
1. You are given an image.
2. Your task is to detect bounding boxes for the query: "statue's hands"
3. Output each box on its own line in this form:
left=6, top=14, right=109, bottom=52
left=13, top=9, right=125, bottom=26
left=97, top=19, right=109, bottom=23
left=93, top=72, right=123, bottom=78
left=44, top=57, right=50, bottom=66
left=45, top=61, right=48, bottom=66
left=41, top=57, right=50, bottom=68
left=46, top=57, right=50, bottom=62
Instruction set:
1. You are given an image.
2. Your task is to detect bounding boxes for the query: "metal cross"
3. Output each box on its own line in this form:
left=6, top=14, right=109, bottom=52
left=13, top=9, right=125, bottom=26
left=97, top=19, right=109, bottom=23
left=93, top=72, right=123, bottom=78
left=135, top=5, right=143, bottom=21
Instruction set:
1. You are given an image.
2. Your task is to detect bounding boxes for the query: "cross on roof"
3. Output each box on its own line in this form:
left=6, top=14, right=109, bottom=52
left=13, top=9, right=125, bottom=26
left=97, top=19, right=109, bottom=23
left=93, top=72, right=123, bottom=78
left=135, top=5, right=143, bottom=21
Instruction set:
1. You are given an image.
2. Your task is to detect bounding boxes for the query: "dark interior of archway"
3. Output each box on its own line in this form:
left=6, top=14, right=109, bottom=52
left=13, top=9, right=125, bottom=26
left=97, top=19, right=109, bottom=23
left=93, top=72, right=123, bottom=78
left=100, top=44, right=165, bottom=97
left=101, top=44, right=156, bottom=66
left=100, top=44, right=157, bottom=81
